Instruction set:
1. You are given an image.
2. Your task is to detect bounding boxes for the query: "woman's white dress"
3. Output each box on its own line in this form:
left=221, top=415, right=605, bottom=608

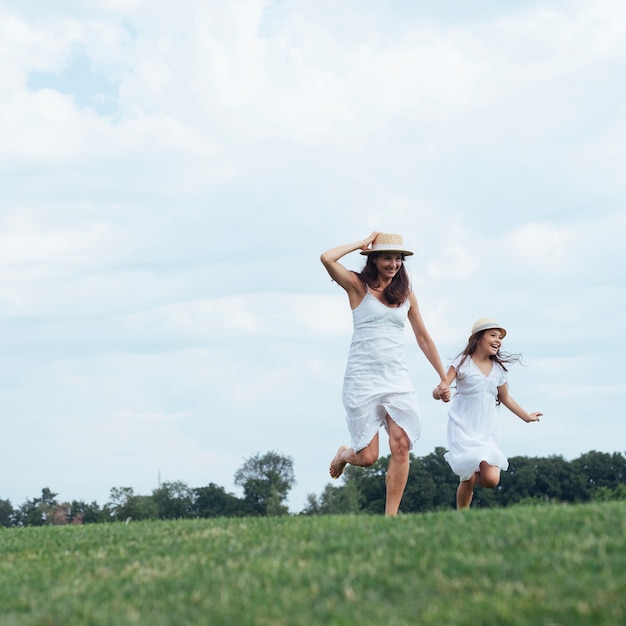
left=342, top=291, right=421, bottom=452
left=444, top=355, right=509, bottom=480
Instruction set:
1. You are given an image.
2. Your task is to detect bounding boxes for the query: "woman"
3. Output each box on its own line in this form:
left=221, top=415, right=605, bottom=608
left=433, top=317, right=542, bottom=509
left=321, top=231, right=450, bottom=515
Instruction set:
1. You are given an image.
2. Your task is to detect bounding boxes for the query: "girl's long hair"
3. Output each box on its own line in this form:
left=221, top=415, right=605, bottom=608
left=456, top=330, right=523, bottom=405
left=357, top=253, right=410, bottom=306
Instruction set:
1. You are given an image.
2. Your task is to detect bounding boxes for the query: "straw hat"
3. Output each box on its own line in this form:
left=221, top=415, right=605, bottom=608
left=470, top=317, right=507, bottom=338
left=360, top=233, right=413, bottom=256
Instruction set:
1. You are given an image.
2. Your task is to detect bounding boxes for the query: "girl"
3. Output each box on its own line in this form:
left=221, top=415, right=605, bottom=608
left=321, top=231, right=450, bottom=516
left=433, top=317, right=542, bottom=509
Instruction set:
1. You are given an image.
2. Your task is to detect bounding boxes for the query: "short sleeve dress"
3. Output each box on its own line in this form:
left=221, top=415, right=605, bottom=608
left=342, top=290, right=421, bottom=453
left=443, top=355, right=508, bottom=481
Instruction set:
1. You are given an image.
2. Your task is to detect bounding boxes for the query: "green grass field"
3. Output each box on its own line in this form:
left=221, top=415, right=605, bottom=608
left=0, top=501, right=624, bottom=625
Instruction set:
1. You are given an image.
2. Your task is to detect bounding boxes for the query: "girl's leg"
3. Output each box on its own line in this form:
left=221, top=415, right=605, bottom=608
left=475, top=461, right=501, bottom=489
left=456, top=473, right=477, bottom=510
left=456, top=462, right=501, bottom=509
left=329, top=433, right=380, bottom=478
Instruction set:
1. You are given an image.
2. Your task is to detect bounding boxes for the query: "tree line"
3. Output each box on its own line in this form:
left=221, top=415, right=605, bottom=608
left=1, top=448, right=625, bottom=526
left=304, top=448, right=626, bottom=515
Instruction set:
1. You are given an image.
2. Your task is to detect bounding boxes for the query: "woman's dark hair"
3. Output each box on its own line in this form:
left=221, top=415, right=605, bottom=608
left=456, top=330, right=523, bottom=405
left=357, top=252, right=410, bottom=306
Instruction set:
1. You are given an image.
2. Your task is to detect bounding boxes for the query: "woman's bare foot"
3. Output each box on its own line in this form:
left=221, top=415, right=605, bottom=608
left=329, top=445, right=349, bottom=478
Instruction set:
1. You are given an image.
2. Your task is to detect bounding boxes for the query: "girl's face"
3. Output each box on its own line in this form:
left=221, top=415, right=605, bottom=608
left=374, top=253, right=403, bottom=280
left=477, top=329, right=504, bottom=356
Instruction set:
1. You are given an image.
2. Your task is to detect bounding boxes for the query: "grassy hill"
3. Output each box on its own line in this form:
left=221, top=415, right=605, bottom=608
left=1, top=501, right=624, bottom=625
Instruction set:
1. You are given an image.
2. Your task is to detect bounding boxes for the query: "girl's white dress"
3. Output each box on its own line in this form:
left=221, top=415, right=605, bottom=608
left=342, top=291, right=421, bottom=452
left=444, top=355, right=509, bottom=480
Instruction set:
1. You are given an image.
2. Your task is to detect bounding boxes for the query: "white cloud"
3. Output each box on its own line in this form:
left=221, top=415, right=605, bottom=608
left=0, top=216, right=108, bottom=266
left=0, top=0, right=624, bottom=513
left=112, top=410, right=189, bottom=421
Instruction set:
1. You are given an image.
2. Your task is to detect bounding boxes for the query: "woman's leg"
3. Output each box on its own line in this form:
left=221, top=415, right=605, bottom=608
left=385, top=415, right=411, bottom=516
left=329, top=432, right=380, bottom=478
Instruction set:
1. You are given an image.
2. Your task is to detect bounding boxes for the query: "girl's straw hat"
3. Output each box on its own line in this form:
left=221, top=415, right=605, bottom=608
left=471, top=317, right=507, bottom=338
left=360, top=233, right=413, bottom=256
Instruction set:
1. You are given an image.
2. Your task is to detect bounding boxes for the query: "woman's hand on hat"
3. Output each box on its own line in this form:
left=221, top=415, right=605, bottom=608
left=361, top=231, right=382, bottom=251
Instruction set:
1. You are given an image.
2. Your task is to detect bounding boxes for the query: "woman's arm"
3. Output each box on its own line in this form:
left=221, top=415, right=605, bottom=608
left=497, top=383, right=542, bottom=422
left=320, top=232, right=380, bottom=305
left=407, top=292, right=450, bottom=396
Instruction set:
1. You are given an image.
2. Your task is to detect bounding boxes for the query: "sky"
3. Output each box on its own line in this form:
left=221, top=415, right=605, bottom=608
left=1, top=0, right=624, bottom=514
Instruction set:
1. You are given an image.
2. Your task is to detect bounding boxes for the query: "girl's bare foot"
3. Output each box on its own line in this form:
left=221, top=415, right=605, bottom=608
left=329, top=445, right=349, bottom=478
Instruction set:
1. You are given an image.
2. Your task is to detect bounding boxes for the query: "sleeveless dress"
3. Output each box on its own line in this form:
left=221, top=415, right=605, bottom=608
left=443, top=355, right=509, bottom=480
left=342, top=290, right=421, bottom=452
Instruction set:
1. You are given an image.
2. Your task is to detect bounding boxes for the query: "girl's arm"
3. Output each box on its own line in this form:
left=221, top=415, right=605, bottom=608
left=497, top=383, right=542, bottom=422
left=320, top=232, right=380, bottom=307
left=433, top=365, right=457, bottom=402
left=407, top=292, right=450, bottom=397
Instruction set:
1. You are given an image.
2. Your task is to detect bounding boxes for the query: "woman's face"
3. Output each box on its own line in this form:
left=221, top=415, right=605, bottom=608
left=374, top=253, right=403, bottom=280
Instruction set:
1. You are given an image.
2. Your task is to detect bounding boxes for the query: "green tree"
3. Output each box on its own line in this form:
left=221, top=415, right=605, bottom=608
left=15, top=488, right=59, bottom=526
left=406, top=447, right=459, bottom=512
left=193, top=483, right=246, bottom=518
left=234, top=451, right=295, bottom=516
left=303, top=449, right=626, bottom=514
left=498, top=456, right=539, bottom=505
left=499, top=454, right=597, bottom=506
left=0, top=498, right=14, bottom=527
left=107, top=487, right=158, bottom=521
left=572, top=451, right=626, bottom=494
left=124, top=495, right=158, bottom=521
left=402, top=459, right=438, bottom=513
left=301, top=480, right=362, bottom=515
left=533, top=456, right=591, bottom=503
left=108, top=487, right=135, bottom=521
left=595, top=483, right=626, bottom=501
left=341, top=459, right=387, bottom=514
left=306, top=448, right=459, bottom=515
left=69, top=500, right=108, bottom=524
left=152, top=480, right=194, bottom=519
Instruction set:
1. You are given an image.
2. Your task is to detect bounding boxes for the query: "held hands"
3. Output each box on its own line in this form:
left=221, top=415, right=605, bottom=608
left=433, top=383, right=451, bottom=402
